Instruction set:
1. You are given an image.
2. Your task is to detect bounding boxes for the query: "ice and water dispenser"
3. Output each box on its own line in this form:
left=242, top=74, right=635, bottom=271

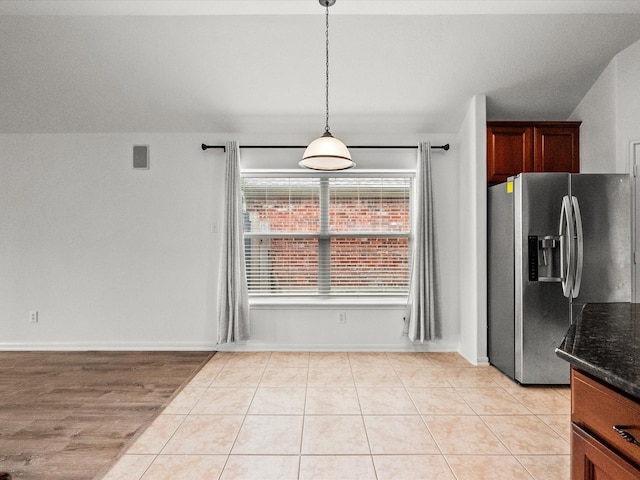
left=528, top=235, right=562, bottom=282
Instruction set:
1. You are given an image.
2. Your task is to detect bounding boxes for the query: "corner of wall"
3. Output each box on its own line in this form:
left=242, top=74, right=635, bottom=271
left=475, top=96, right=488, bottom=364
left=456, top=95, right=488, bottom=365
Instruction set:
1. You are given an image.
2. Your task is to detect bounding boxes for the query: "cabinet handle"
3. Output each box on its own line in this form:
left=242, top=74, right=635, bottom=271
left=613, top=425, right=640, bottom=446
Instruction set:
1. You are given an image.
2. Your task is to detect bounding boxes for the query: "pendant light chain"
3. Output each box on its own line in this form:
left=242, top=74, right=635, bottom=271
left=299, top=0, right=353, bottom=171
left=325, top=2, right=330, bottom=134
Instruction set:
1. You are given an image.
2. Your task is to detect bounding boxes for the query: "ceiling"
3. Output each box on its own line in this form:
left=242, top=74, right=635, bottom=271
left=2, top=1, right=640, bottom=135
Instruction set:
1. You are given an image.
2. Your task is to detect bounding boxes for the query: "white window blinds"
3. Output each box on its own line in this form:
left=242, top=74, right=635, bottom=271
left=242, top=175, right=412, bottom=296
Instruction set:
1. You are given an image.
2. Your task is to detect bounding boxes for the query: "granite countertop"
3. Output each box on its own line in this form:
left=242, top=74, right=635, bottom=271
left=556, top=302, right=640, bottom=399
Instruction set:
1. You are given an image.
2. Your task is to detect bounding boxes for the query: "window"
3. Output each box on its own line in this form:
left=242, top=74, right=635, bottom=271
left=242, top=174, right=413, bottom=296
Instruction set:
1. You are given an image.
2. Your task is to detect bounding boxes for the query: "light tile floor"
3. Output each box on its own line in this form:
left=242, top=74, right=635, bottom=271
left=102, top=352, right=571, bottom=480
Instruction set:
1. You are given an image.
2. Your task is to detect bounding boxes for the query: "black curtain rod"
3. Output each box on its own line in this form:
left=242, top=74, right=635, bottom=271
left=201, top=143, right=450, bottom=152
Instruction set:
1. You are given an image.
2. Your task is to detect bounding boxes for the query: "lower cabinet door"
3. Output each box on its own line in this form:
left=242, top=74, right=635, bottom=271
left=572, top=425, right=640, bottom=480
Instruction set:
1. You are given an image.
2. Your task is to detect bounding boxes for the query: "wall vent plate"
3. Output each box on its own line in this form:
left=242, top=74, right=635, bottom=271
left=133, top=145, right=149, bottom=169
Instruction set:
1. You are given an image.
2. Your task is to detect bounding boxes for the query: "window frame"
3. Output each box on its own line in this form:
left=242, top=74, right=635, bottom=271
left=241, top=170, right=415, bottom=300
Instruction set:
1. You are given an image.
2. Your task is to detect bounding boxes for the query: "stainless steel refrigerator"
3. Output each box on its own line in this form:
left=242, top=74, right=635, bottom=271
left=488, top=172, right=631, bottom=384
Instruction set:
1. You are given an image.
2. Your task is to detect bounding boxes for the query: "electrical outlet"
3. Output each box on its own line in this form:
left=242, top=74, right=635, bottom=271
left=337, top=312, right=346, bottom=324
left=29, top=310, right=39, bottom=324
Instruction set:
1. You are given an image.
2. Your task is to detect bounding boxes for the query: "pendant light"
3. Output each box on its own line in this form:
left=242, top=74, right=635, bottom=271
left=300, top=0, right=354, bottom=171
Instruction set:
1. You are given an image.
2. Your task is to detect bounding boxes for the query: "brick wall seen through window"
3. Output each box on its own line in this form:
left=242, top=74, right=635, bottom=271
left=242, top=176, right=412, bottom=296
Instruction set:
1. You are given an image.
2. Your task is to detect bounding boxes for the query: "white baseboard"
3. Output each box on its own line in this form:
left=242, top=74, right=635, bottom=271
left=458, top=349, right=490, bottom=366
left=0, top=341, right=217, bottom=351
left=1, top=341, right=461, bottom=354
left=216, top=341, right=460, bottom=353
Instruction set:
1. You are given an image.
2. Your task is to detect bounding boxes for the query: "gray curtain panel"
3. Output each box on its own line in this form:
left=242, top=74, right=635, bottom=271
left=405, top=141, right=440, bottom=342
left=216, top=141, right=250, bottom=344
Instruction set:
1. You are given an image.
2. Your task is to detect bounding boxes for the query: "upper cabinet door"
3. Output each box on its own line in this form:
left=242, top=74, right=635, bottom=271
left=487, top=121, right=581, bottom=185
left=534, top=125, right=580, bottom=173
left=486, top=125, right=533, bottom=185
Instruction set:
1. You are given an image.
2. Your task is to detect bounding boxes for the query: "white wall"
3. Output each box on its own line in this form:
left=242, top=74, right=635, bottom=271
left=243, top=304, right=429, bottom=352
left=233, top=134, right=461, bottom=351
left=0, top=133, right=223, bottom=349
left=615, top=39, right=640, bottom=174
left=568, top=61, right=617, bottom=172
left=456, top=95, right=488, bottom=365
left=1, top=132, right=463, bottom=351
left=570, top=37, right=640, bottom=173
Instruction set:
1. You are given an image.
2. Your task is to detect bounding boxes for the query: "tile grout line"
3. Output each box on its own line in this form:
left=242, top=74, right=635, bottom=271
left=199, top=353, right=231, bottom=480
left=131, top=353, right=217, bottom=479
left=126, top=353, right=230, bottom=480
left=297, top=355, right=310, bottom=480
left=349, top=353, right=378, bottom=480
left=398, top=358, right=462, bottom=480
left=215, top=353, right=266, bottom=480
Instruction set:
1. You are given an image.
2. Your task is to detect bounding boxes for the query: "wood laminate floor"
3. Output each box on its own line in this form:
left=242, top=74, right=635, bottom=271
left=0, top=351, right=213, bottom=480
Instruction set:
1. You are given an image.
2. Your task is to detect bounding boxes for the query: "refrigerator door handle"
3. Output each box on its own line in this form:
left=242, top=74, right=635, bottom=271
left=559, top=195, right=575, bottom=298
left=571, top=196, right=584, bottom=298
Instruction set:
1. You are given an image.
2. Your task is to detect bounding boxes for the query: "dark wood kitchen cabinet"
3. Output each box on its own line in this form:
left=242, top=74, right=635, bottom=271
left=571, top=369, right=640, bottom=480
left=487, top=121, right=581, bottom=185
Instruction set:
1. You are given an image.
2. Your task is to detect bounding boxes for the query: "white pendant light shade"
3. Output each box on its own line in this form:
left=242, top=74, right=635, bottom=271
left=300, top=132, right=354, bottom=170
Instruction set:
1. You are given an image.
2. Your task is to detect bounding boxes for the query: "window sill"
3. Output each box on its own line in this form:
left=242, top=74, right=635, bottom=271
left=249, top=296, right=408, bottom=310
